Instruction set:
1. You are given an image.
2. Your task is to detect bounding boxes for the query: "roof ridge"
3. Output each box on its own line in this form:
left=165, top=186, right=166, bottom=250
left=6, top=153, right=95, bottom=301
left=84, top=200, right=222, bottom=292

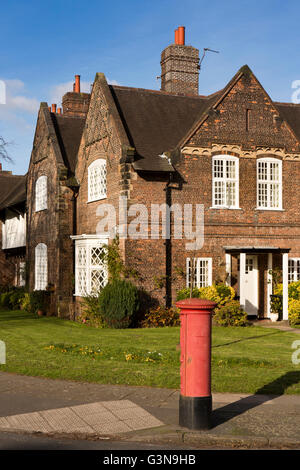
left=275, top=101, right=300, bottom=107
left=110, top=84, right=215, bottom=99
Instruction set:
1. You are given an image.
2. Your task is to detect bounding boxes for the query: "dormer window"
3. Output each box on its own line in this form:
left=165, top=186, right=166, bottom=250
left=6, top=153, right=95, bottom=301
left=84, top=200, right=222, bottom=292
left=212, top=155, right=239, bottom=209
left=35, top=175, right=47, bottom=212
left=88, top=159, right=107, bottom=202
left=257, top=158, right=282, bottom=210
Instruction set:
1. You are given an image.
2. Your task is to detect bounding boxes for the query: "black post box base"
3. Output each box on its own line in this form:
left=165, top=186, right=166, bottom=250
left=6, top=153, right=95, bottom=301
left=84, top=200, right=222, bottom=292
left=179, top=395, right=212, bottom=430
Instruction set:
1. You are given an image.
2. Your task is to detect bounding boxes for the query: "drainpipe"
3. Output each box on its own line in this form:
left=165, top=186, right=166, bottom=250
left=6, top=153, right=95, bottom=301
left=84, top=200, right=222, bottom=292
left=164, top=171, right=173, bottom=308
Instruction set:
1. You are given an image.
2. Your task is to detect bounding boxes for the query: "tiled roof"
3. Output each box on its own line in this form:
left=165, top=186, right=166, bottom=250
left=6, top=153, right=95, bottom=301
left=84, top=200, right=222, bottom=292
left=0, top=173, right=26, bottom=211
left=51, top=114, right=85, bottom=173
left=109, top=85, right=221, bottom=171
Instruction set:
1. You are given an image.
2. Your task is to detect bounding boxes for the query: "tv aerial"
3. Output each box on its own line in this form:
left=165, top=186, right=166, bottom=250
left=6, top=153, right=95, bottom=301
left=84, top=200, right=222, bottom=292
left=199, top=48, right=219, bottom=72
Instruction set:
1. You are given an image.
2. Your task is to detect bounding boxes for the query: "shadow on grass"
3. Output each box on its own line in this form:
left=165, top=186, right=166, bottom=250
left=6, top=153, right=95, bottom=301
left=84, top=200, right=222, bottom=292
left=212, top=330, right=281, bottom=349
left=212, top=371, right=300, bottom=428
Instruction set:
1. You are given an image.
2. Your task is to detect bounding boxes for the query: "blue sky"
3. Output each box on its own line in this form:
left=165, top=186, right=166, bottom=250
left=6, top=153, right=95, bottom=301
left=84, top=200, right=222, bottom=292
left=0, top=0, right=299, bottom=175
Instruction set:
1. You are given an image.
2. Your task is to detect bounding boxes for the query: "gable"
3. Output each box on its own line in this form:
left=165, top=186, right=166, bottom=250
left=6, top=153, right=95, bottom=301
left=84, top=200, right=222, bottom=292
left=31, top=106, right=54, bottom=164
left=83, top=73, right=128, bottom=157
left=183, top=67, right=300, bottom=154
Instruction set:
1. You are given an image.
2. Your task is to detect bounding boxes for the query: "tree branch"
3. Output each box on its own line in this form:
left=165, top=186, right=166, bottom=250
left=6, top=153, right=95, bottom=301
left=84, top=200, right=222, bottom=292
left=0, top=136, right=13, bottom=163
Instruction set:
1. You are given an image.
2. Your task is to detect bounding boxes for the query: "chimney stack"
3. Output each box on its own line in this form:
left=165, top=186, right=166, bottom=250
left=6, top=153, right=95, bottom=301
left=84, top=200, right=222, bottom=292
left=177, top=26, right=185, bottom=45
left=75, top=75, right=80, bottom=93
left=161, top=26, right=199, bottom=96
left=62, top=74, right=90, bottom=117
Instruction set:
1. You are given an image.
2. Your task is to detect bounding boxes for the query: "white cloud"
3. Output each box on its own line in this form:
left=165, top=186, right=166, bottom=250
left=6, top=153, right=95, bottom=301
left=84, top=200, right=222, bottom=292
left=49, top=78, right=120, bottom=105
left=107, top=78, right=120, bottom=86
left=50, top=80, right=91, bottom=105
left=0, top=79, right=39, bottom=114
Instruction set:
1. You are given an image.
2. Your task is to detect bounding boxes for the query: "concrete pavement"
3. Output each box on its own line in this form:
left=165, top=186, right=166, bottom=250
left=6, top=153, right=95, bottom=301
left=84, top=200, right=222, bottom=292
left=0, top=372, right=299, bottom=449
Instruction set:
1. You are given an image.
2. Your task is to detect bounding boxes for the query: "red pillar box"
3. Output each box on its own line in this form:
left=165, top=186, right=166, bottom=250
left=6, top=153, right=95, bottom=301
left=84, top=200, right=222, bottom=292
left=176, top=298, right=216, bottom=430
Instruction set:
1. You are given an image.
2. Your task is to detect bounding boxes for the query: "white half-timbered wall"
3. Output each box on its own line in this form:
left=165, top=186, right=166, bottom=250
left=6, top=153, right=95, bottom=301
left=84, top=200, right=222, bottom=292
left=2, top=210, right=26, bottom=250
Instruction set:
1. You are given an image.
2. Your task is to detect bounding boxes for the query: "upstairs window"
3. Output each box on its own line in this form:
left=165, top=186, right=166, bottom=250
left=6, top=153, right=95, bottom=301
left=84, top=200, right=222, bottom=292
left=88, top=159, right=107, bottom=202
left=186, top=257, right=212, bottom=288
left=35, top=175, right=47, bottom=212
left=35, top=243, right=48, bottom=290
left=257, top=158, right=282, bottom=210
left=212, top=155, right=239, bottom=208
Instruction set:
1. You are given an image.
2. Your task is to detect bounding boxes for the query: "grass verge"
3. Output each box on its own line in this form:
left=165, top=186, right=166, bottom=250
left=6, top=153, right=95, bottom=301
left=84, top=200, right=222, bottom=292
left=0, top=309, right=299, bottom=394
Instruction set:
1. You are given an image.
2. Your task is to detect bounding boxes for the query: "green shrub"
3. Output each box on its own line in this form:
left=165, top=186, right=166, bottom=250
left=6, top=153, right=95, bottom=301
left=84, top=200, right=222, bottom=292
left=270, top=294, right=283, bottom=316
left=288, top=299, right=300, bottom=327
left=20, top=293, right=31, bottom=312
left=141, top=306, right=180, bottom=328
left=79, top=295, right=107, bottom=328
left=213, top=300, right=249, bottom=327
left=176, top=283, right=235, bottom=306
left=272, top=281, right=300, bottom=322
left=0, top=292, right=12, bottom=309
left=29, top=290, right=50, bottom=314
left=98, top=279, right=140, bottom=329
left=9, top=288, right=26, bottom=310
left=0, top=287, right=26, bottom=310
left=274, top=281, right=300, bottom=300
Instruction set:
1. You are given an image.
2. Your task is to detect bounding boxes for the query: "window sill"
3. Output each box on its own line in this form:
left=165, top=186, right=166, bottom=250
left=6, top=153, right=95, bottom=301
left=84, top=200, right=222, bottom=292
left=35, top=208, right=47, bottom=213
left=255, top=208, right=285, bottom=212
left=87, top=196, right=107, bottom=204
left=210, top=206, right=242, bottom=210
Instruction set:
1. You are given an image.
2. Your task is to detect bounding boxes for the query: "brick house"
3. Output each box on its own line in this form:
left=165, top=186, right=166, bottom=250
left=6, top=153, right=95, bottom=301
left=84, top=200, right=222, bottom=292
left=0, top=165, right=26, bottom=287
left=3, top=26, right=299, bottom=321
left=71, top=27, right=300, bottom=321
left=26, top=87, right=88, bottom=316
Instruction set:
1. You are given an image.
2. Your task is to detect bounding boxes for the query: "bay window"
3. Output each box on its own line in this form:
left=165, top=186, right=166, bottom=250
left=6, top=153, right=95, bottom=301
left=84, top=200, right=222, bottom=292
left=72, top=236, right=108, bottom=296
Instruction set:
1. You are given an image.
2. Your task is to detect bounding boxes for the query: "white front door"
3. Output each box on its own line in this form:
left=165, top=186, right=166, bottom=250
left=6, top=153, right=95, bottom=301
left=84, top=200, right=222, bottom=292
left=238, top=255, right=259, bottom=316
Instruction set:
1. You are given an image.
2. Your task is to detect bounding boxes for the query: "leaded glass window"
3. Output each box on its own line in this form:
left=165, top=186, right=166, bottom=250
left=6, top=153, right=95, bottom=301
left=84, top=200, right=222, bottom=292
left=35, top=175, right=47, bottom=212
left=35, top=243, right=48, bottom=290
left=88, top=159, right=107, bottom=202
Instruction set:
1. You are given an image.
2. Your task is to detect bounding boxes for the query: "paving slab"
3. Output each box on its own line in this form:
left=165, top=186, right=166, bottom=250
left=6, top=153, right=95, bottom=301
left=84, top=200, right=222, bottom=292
left=0, top=372, right=299, bottom=449
left=0, top=400, right=163, bottom=435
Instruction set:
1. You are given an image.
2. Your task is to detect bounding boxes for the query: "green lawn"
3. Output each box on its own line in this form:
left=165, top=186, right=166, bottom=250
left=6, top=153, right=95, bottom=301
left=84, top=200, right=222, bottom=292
left=0, top=309, right=299, bottom=394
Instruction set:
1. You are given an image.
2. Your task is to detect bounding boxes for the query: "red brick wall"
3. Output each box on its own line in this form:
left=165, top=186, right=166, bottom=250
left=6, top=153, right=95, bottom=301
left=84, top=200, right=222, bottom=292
left=123, top=71, right=300, bottom=314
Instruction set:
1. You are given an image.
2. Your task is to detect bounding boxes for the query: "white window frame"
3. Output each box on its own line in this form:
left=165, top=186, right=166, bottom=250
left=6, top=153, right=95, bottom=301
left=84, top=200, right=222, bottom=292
left=212, top=155, right=239, bottom=209
left=88, top=159, right=107, bottom=203
left=72, top=235, right=108, bottom=296
left=256, top=157, right=282, bottom=210
left=186, top=257, right=212, bottom=288
left=35, top=175, right=48, bottom=212
left=288, top=258, right=300, bottom=283
left=35, top=243, right=48, bottom=291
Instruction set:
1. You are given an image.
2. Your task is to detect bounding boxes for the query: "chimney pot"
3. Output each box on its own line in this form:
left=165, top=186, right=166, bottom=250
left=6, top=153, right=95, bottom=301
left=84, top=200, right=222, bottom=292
left=0, top=163, right=2, bottom=172
left=57, top=107, right=62, bottom=114
left=51, top=103, right=57, bottom=113
left=178, top=26, right=185, bottom=45
left=175, top=28, right=179, bottom=44
left=75, top=75, right=80, bottom=93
